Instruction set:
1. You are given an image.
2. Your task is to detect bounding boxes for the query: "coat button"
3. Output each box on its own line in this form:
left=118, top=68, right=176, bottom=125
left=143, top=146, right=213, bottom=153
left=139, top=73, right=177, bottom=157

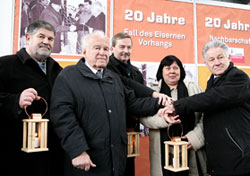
left=108, top=109, right=112, bottom=113
left=111, top=144, right=114, bottom=148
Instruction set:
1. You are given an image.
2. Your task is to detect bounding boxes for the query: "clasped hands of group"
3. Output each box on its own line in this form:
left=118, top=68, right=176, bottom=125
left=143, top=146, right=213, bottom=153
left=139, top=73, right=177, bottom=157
left=155, top=92, right=181, bottom=125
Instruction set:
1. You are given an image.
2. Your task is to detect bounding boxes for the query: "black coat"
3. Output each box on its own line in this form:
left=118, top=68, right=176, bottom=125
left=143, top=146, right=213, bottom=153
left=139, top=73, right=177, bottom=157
left=50, top=59, right=160, bottom=176
left=107, top=55, right=153, bottom=176
left=174, top=63, right=250, bottom=175
left=107, top=55, right=153, bottom=131
left=107, top=54, right=154, bottom=98
left=0, top=48, right=63, bottom=176
left=86, top=12, right=106, bottom=33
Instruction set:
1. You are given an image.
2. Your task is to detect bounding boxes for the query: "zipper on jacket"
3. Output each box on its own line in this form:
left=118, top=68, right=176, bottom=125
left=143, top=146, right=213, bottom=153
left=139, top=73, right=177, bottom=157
left=225, top=128, right=244, bottom=157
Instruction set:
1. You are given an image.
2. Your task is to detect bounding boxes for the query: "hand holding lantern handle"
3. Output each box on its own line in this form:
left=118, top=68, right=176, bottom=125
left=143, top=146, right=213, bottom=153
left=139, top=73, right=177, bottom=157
left=22, top=91, right=48, bottom=119
left=19, top=88, right=40, bottom=109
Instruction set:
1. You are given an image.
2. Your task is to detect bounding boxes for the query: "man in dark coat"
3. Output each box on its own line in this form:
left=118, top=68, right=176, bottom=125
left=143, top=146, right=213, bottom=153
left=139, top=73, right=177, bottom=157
left=0, top=21, right=63, bottom=176
left=85, top=1, right=105, bottom=33
left=162, top=40, right=250, bottom=176
left=50, top=31, right=164, bottom=176
left=107, top=32, right=163, bottom=176
left=30, top=0, right=48, bottom=23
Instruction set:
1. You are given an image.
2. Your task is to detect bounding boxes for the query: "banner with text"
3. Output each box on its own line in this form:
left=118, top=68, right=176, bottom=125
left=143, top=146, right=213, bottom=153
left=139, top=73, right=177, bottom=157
left=113, top=0, right=194, bottom=63
left=197, top=4, right=250, bottom=66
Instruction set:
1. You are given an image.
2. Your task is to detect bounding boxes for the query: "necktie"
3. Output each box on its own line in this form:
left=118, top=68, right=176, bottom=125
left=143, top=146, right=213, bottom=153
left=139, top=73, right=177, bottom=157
left=40, top=62, right=46, bottom=74
left=213, top=77, right=219, bottom=85
left=96, top=70, right=102, bottom=79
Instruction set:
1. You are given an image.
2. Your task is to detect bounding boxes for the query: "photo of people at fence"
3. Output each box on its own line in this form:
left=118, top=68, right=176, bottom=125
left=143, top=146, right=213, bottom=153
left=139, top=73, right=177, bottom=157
left=19, top=0, right=107, bottom=55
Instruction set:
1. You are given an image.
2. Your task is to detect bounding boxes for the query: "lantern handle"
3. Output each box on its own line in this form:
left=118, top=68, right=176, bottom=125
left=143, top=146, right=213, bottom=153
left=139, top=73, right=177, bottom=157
left=24, top=96, right=48, bottom=119
left=167, top=123, right=183, bottom=142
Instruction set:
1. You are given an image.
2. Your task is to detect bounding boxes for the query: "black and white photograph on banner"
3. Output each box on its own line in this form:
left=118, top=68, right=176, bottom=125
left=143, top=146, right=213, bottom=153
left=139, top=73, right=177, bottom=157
left=19, top=0, right=107, bottom=55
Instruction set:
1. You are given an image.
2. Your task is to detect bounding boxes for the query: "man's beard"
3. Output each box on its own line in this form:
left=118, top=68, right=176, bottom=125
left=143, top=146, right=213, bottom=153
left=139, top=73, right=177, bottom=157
left=36, top=44, right=51, bottom=60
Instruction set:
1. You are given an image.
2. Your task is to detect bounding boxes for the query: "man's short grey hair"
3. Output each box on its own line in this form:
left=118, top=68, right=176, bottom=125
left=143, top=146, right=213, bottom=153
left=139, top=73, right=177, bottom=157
left=82, top=30, right=108, bottom=51
left=26, top=20, right=56, bottom=36
left=202, top=40, right=229, bottom=61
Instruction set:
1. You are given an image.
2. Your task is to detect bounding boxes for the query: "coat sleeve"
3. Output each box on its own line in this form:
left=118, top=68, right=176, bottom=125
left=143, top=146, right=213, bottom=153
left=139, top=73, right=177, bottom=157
left=183, top=80, right=205, bottom=150
left=0, top=58, right=22, bottom=118
left=139, top=80, right=166, bottom=129
left=174, top=70, right=250, bottom=115
left=107, top=64, right=154, bottom=98
left=185, top=114, right=205, bottom=151
left=125, top=78, right=154, bottom=97
left=140, top=114, right=168, bottom=129
left=50, top=72, right=89, bottom=160
left=124, top=86, right=160, bottom=117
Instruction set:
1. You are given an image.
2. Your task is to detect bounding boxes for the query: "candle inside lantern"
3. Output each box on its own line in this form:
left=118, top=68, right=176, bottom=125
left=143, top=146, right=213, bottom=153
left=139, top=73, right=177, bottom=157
left=34, top=133, right=40, bottom=148
left=133, top=137, right=136, bottom=154
left=132, top=135, right=135, bottom=154
left=127, top=132, right=140, bottom=157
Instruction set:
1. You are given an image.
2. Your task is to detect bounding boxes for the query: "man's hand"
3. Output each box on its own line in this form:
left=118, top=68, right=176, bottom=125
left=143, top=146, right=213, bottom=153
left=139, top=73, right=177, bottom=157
left=72, top=152, right=96, bottom=171
left=19, top=88, right=40, bottom=109
left=152, top=92, right=174, bottom=106
left=157, top=105, right=181, bottom=124
left=69, top=25, right=77, bottom=32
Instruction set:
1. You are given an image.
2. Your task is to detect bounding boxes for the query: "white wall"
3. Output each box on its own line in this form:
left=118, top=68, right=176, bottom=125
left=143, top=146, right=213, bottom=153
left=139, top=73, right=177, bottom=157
left=0, top=0, right=14, bottom=56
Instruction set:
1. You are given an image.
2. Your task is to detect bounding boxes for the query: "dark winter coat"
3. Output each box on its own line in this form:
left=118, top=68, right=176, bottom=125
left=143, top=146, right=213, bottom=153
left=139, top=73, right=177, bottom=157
left=107, top=55, right=154, bottom=176
left=107, top=55, right=153, bottom=130
left=0, top=48, right=63, bottom=176
left=173, top=62, right=250, bottom=175
left=50, top=59, right=160, bottom=176
left=107, top=54, right=154, bottom=98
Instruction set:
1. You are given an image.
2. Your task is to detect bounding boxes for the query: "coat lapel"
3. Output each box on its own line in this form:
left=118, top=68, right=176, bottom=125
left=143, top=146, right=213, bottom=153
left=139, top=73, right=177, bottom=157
left=76, top=59, right=114, bottom=84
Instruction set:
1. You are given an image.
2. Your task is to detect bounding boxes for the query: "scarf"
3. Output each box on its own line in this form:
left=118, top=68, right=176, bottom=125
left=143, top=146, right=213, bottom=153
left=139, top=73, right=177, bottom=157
left=160, top=80, right=195, bottom=176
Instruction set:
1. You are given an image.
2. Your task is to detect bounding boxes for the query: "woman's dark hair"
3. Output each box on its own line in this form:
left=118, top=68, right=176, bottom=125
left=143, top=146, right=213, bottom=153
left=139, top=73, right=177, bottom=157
left=156, top=55, right=186, bottom=81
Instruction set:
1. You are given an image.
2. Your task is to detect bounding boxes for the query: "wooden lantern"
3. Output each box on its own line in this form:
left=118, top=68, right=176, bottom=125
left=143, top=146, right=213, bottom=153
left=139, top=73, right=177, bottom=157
left=21, top=97, right=49, bottom=153
left=164, top=124, right=189, bottom=172
left=127, top=132, right=140, bottom=157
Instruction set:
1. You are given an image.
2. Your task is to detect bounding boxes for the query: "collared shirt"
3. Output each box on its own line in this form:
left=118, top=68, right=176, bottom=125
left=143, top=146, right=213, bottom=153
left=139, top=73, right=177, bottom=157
left=213, top=75, right=220, bottom=85
left=85, top=61, right=103, bottom=75
left=32, top=58, right=47, bottom=74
